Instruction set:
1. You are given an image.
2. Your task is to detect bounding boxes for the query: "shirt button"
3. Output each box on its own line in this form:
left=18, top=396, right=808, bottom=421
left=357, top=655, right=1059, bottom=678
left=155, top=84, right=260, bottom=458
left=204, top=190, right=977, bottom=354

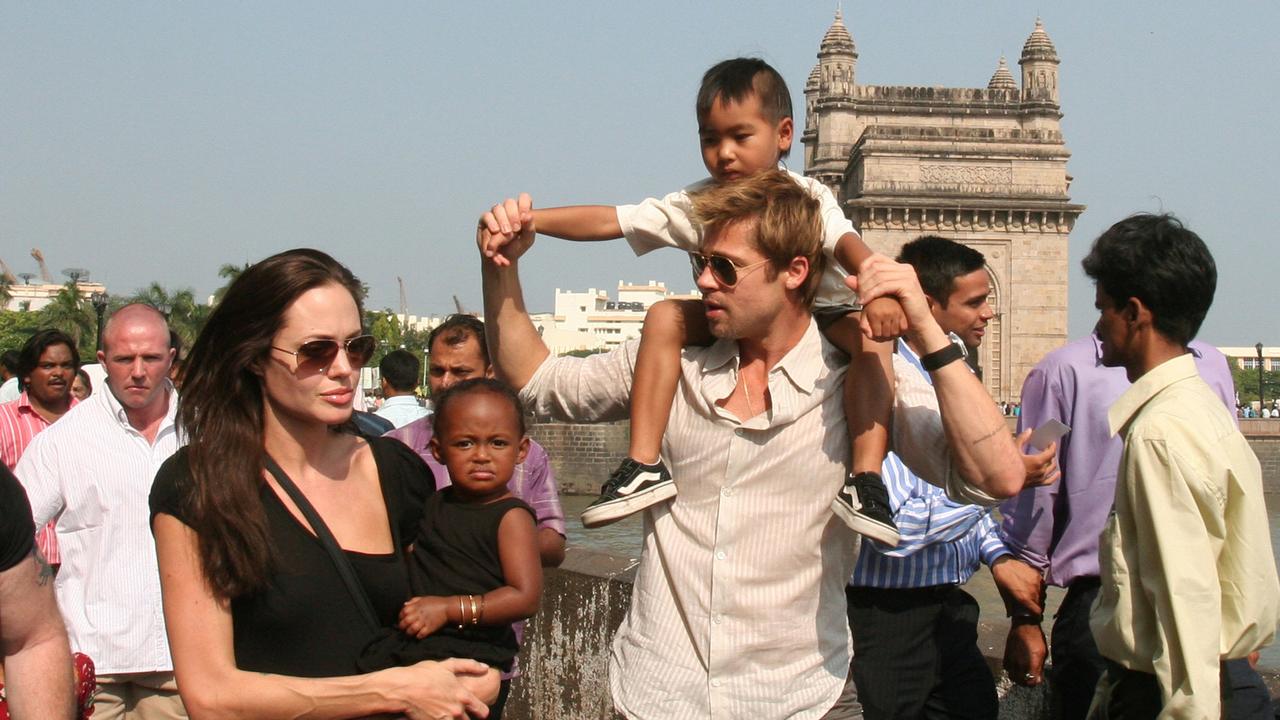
left=712, top=613, right=723, bottom=624
left=735, top=429, right=744, bottom=436
left=721, top=487, right=732, bottom=497
left=711, top=679, right=722, bottom=688
left=715, top=550, right=726, bottom=560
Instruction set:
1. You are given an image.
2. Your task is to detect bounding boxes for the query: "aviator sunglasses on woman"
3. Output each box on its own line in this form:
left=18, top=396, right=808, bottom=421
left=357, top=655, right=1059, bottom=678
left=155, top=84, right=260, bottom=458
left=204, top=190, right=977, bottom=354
left=271, top=334, right=377, bottom=370
left=688, top=252, right=771, bottom=288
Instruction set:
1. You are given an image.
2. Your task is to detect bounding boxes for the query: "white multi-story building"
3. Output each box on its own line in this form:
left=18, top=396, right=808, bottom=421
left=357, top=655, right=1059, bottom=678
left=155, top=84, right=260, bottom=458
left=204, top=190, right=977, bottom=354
left=1220, top=346, right=1280, bottom=372
left=540, top=281, right=698, bottom=354
left=3, top=281, right=108, bottom=312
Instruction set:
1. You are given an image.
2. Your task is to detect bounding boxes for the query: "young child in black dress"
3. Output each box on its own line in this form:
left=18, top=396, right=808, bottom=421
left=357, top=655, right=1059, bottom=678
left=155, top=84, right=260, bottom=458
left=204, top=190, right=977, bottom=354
left=358, top=378, right=542, bottom=699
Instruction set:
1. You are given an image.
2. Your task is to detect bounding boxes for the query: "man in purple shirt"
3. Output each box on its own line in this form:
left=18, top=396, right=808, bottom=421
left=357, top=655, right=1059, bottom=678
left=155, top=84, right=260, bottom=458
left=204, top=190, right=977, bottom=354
left=385, top=313, right=567, bottom=567
left=997, top=332, right=1271, bottom=719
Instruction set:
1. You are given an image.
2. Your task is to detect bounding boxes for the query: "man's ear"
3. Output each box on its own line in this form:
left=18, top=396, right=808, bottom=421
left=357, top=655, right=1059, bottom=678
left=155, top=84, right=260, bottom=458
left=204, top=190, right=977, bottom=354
left=1123, top=297, right=1148, bottom=326
left=784, top=256, right=809, bottom=291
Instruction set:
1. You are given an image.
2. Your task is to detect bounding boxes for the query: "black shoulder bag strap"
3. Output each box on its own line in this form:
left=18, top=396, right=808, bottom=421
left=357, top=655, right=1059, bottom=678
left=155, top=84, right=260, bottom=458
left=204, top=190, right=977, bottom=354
left=263, top=455, right=381, bottom=633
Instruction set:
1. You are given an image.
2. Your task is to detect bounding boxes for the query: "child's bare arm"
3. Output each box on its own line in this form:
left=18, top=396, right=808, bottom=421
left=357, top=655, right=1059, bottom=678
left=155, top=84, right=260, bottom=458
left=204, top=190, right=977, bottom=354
left=831, top=231, right=909, bottom=341
left=832, top=230, right=875, bottom=273
left=824, top=316, right=894, bottom=474
left=480, top=202, right=622, bottom=267
left=489, top=508, right=543, bottom=622
left=532, top=206, right=623, bottom=241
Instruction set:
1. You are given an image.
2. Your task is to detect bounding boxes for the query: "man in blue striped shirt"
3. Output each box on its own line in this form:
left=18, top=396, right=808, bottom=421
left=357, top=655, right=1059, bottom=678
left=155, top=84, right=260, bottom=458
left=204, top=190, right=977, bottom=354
left=847, top=236, right=1054, bottom=720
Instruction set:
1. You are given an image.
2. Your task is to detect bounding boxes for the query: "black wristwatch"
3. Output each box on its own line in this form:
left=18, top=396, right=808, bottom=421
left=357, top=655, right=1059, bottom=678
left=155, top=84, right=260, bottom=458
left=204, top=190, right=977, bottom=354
left=919, top=332, right=968, bottom=372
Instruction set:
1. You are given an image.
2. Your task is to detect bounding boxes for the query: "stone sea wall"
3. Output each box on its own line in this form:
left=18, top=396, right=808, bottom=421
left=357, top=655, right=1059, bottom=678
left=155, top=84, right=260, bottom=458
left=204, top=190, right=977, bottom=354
left=504, top=549, right=1279, bottom=719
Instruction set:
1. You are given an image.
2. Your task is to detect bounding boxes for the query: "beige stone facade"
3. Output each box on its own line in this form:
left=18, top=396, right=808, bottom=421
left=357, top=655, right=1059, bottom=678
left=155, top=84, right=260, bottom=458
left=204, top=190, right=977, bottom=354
left=802, top=13, right=1084, bottom=402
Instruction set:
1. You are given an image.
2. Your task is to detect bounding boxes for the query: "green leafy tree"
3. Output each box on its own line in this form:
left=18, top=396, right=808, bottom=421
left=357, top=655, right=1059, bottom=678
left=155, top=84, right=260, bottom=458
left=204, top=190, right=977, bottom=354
left=128, top=283, right=209, bottom=354
left=0, top=310, right=43, bottom=354
left=366, top=309, right=405, bottom=366
left=212, top=262, right=251, bottom=306
left=1231, top=365, right=1280, bottom=407
left=37, top=282, right=95, bottom=355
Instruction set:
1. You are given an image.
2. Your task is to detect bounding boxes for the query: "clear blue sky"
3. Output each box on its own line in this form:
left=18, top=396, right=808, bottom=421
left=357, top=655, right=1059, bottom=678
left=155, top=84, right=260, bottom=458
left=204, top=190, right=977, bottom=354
left=3, top=1, right=1276, bottom=345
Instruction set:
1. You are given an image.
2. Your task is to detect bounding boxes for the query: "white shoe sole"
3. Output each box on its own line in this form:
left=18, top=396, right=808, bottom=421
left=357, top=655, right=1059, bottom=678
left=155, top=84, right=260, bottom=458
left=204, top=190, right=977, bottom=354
left=581, top=482, right=678, bottom=529
left=830, top=497, right=901, bottom=547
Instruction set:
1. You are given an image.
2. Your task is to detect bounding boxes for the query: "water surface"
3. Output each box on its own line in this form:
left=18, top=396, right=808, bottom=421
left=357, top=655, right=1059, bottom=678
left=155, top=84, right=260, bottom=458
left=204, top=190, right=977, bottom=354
left=561, top=494, right=1280, bottom=669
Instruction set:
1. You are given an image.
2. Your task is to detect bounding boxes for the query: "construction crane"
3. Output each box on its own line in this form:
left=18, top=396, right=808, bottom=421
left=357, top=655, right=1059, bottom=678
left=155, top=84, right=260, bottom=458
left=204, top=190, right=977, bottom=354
left=30, top=249, right=53, bottom=283
left=453, top=294, right=469, bottom=315
left=397, top=276, right=408, bottom=324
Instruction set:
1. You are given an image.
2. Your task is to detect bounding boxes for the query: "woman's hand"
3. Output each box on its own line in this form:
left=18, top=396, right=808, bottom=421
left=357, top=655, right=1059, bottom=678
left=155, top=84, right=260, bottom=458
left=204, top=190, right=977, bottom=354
left=399, top=596, right=452, bottom=639
left=385, top=659, right=493, bottom=719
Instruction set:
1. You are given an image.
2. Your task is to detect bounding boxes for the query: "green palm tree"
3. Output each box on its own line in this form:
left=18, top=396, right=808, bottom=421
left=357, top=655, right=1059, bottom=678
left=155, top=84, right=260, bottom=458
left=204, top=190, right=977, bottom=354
left=129, top=282, right=209, bottom=354
left=212, top=262, right=251, bottom=305
left=38, top=282, right=95, bottom=353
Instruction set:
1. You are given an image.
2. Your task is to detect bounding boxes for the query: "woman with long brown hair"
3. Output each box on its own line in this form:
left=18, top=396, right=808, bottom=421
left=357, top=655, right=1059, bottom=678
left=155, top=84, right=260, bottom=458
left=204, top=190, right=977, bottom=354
left=150, top=249, right=496, bottom=718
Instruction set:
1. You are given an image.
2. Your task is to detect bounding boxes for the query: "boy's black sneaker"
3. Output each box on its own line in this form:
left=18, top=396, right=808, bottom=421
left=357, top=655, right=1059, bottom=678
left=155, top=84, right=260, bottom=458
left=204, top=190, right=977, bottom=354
left=831, top=471, right=900, bottom=546
left=580, top=457, right=676, bottom=529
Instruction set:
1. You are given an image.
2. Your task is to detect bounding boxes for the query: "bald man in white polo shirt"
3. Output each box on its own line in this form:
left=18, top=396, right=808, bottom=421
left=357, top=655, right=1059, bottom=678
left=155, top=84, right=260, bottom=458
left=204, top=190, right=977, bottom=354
left=17, top=304, right=186, bottom=719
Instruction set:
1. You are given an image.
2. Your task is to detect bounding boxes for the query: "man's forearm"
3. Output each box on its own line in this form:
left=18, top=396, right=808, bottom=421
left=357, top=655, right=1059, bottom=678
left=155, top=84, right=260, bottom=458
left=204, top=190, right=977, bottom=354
left=916, top=326, right=1024, bottom=499
left=482, top=260, right=550, bottom=391
left=537, top=528, right=566, bottom=568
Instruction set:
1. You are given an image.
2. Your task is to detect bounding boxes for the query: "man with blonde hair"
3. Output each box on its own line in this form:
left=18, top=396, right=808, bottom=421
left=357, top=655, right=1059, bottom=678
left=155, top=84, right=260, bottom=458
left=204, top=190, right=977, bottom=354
left=477, top=169, right=1031, bottom=719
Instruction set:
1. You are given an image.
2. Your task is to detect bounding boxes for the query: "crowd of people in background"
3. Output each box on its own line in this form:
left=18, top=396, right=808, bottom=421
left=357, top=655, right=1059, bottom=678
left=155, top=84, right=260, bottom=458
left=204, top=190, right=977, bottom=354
left=1240, top=400, right=1280, bottom=419
left=1, top=55, right=1277, bottom=720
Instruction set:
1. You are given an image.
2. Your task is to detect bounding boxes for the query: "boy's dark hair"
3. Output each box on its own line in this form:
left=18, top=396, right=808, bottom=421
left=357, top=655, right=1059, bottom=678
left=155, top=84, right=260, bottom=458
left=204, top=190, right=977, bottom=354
left=379, top=349, right=420, bottom=392
left=896, top=236, right=987, bottom=307
left=697, top=58, right=793, bottom=155
left=433, top=377, right=526, bottom=439
left=1082, top=213, right=1216, bottom=346
left=17, top=329, right=80, bottom=391
left=427, top=314, right=488, bottom=363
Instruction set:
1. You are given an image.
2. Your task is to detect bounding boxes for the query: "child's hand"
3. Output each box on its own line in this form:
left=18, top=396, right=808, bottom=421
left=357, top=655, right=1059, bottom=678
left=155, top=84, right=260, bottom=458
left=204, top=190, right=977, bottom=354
left=399, top=596, right=452, bottom=639
left=477, top=194, right=536, bottom=267
left=860, top=296, right=908, bottom=341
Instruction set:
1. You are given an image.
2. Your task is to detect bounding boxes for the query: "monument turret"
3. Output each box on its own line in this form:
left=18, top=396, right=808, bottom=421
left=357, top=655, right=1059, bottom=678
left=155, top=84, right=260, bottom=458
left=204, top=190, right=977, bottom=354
left=1019, top=19, right=1061, bottom=108
left=817, top=9, right=857, bottom=98
left=988, top=56, right=1018, bottom=92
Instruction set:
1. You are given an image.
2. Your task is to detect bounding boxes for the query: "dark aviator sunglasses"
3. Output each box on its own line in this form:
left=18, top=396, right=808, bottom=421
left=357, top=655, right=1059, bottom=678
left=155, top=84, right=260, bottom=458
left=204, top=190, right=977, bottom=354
left=271, top=334, right=377, bottom=369
left=688, top=252, right=771, bottom=288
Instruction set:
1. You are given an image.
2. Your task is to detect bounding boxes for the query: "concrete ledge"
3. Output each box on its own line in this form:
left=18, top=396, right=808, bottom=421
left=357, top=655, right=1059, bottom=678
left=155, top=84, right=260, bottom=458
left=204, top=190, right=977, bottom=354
left=505, top=547, right=1279, bottom=719
left=507, top=548, right=636, bottom=719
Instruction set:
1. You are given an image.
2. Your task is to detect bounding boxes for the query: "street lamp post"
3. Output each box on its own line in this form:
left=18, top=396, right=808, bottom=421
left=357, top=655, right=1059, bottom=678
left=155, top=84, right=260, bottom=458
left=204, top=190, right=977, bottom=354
left=91, top=292, right=110, bottom=352
left=1256, top=342, right=1265, bottom=417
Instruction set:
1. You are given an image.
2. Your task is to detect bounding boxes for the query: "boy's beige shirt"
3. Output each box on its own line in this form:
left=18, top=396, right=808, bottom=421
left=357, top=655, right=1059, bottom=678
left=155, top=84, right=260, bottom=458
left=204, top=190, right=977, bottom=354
left=1093, top=353, right=1279, bottom=719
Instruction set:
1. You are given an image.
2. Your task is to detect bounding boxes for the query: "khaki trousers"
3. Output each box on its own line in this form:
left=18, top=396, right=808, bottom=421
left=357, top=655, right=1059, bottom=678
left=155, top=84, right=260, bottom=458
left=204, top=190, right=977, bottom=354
left=94, top=672, right=187, bottom=720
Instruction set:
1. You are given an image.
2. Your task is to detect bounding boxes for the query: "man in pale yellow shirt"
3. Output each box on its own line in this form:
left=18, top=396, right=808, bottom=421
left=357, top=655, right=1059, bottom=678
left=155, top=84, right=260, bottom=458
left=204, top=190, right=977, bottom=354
left=1083, top=213, right=1279, bottom=719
